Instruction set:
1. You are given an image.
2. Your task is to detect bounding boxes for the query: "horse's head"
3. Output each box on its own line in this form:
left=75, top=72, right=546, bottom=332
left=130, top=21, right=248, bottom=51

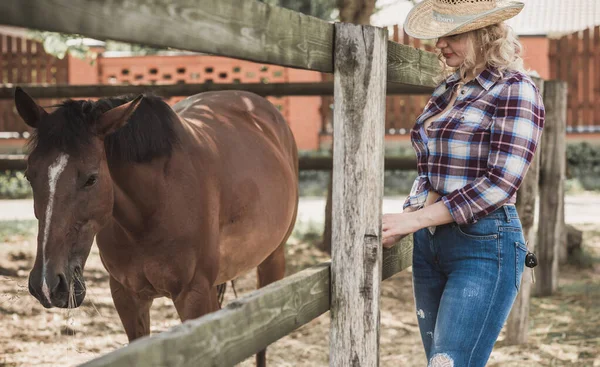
left=14, top=87, right=142, bottom=308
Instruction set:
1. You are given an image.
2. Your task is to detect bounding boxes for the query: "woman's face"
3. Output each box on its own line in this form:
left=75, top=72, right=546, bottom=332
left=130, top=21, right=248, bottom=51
left=436, top=34, right=470, bottom=68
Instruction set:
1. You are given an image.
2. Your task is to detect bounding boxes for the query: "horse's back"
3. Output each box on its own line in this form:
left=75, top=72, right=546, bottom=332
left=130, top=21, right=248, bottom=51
left=173, top=90, right=296, bottom=164
left=172, top=90, right=298, bottom=284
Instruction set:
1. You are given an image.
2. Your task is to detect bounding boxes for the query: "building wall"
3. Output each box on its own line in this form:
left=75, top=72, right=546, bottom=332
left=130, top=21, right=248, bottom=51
left=285, top=68, right=323, bottom=152
left=67, top=54, right=99, bottom=85
left=520, top=36, right=551, bottom=79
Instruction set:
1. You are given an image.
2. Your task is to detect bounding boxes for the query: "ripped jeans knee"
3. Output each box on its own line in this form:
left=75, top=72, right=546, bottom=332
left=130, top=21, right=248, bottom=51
left=428, top=353, right=454, bottom=367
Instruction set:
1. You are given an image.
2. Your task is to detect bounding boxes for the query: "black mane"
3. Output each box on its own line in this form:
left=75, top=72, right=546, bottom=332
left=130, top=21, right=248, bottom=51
left=28, top=94, right=179, bottom=163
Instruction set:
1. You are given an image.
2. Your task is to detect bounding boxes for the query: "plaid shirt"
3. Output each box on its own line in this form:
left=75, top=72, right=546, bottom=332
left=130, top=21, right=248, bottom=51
left=403, top=67, right=545, bottom=225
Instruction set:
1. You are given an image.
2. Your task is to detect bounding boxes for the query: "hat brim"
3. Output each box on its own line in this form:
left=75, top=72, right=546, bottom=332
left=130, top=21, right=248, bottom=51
left=403, top=0, right=524, bottom=40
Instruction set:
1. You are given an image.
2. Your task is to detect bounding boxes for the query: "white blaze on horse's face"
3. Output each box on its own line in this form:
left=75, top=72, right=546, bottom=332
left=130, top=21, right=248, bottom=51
left=40, top=153, right=69, bottom=303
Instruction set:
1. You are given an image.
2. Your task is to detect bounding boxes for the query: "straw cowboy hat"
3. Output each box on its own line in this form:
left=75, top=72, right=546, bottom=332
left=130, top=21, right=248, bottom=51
left=404, top=0, right=524, bottom=40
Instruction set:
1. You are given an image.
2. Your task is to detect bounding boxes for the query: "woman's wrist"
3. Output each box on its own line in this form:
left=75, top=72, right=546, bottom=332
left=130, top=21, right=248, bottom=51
left=413, top=201, right=454, bottom=229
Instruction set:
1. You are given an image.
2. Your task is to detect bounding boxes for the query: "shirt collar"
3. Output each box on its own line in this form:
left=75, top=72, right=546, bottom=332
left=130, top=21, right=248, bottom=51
left=445, top=66, right=502, bottom=91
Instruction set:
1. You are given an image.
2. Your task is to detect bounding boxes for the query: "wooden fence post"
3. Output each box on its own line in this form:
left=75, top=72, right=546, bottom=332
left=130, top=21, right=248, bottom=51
left=330, top=23, right=387, bottom=367
left=536, top=80, right=567, bottom=296
left=505, top=78, right=544, bottom=344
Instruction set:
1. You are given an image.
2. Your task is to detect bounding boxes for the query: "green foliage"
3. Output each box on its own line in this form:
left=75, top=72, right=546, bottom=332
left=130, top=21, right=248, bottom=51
left=384, top=170, right=416, bottom=196
left=566, top=142, right=600, bottom=191
left=291, top=219, right=323, bottom=244
left=258, top=0, right=337, bottom=20
left=0, top=171, right=32, bottom=199
left=27, top=31, right=163, bottom=60
left=298, top=169, right=414, bottom=197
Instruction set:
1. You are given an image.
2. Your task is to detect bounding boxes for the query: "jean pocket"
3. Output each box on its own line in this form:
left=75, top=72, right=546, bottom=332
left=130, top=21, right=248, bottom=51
left=515, top=241, right=528, bottom=291
left=455, top=220, right=499, bottom=240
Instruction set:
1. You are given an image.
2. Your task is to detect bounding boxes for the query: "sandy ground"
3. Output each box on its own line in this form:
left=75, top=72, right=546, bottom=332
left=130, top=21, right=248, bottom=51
left=0, top=197, right=599, bottom=366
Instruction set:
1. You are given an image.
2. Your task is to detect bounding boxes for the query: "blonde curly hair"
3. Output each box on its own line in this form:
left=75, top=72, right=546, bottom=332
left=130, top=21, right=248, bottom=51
left=438, top=22, right=526, bottom=80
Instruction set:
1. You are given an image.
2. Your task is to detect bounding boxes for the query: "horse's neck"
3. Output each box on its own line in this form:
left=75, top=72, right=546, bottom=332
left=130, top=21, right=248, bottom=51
left=108, top=159, right=167, bottom=233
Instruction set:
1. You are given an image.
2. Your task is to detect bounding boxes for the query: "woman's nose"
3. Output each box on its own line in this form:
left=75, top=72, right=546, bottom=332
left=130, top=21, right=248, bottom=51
left=436, top=37, right=447, bottom=49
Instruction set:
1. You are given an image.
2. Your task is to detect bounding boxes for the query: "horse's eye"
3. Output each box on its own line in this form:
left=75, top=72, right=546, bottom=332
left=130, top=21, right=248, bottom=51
left=84, top=175, right=98, bottom=188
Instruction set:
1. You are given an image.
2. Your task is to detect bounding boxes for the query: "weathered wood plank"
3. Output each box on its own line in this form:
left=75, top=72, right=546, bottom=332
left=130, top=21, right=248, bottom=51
left=0, top=82, right=434, bottom=99
left=382, top=235, right=413, bottom=281
left=569, top=33, right=580, bottom=129
left=80, top=263, right=330, bottom=367
left=582, top=29, right=592, bottom=129
left=0, top=1, right=439, bottom=86
left=78, top=235, right=413, bottom=367
left=0, top=0, right=334, bottom=73
left=330, top=23, right=387, bottom=367
left=505, top=78, right=543, bottom=345
left=387, top=41, right=439, bottom=87
left=536, top=80, right=567, bottom=296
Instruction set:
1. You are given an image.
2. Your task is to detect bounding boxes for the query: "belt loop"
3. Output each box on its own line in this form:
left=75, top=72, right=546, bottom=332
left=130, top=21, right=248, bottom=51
left=503, top=205, right=511, bottom=223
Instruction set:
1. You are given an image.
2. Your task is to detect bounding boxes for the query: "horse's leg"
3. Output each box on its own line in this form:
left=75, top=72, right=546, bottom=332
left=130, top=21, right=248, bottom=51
left=255, top=242, right=286, bottom=367
left=173, top=276, right=219, bottom=322
left=109, top=275, right=153, bottom=342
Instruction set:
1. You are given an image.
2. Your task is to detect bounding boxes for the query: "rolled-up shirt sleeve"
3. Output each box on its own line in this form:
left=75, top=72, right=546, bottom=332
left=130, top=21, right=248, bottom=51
left=403, top=175, right=431, bottom=210
left=441, top=78, right=545, bottom=225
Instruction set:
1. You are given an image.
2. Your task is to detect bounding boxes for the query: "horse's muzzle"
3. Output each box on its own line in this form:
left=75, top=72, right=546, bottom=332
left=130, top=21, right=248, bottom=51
left=28, top=266, right=86, bottom=309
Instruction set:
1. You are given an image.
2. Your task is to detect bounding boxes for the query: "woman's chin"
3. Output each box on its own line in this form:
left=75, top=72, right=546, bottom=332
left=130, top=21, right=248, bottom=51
left=445, top=59, right=462, bottom=68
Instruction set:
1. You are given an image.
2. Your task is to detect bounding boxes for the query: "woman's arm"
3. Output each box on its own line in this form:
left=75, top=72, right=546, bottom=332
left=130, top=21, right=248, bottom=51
left=382, top=192, right=451, bottom=248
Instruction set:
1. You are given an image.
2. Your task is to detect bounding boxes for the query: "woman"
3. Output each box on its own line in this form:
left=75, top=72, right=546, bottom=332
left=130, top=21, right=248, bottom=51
left=381, top=0, right=544, bottom=366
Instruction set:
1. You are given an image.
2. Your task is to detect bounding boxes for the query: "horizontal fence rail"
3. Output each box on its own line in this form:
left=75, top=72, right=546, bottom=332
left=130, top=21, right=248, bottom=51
left=0, top=0, right=440, bottom=86
left=78, top=238, right=413, bottom=367
left=0, top=82, right=434, bottom=99
left=0, top=155, right=418, bottom=171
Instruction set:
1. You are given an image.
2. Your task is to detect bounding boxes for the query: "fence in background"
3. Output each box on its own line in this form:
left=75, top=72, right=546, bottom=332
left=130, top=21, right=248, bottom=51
left=549, top=25, right=600, bottom=133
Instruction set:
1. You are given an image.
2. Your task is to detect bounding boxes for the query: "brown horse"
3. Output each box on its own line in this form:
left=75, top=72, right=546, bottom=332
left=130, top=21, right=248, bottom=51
left=15, top=87, right=298, bottom=365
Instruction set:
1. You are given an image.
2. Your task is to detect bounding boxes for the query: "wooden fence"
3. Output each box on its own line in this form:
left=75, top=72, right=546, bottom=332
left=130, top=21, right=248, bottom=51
left=2, top=24, right=598, bottom=142
left=0, top=25, right=436, bottom=141
left=0, top=33, right=67, bottom=137
left=320, top=25, right=437, bottom=135
left=549, top=25, right=600, bottom=132
left=0, top=0, right=439, bottom=366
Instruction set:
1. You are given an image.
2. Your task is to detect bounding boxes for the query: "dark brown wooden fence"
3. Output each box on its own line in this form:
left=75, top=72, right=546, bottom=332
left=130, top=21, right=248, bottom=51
left=549, top=26, right=600, bottom=133
left=0, top=33, right=68, bottom=137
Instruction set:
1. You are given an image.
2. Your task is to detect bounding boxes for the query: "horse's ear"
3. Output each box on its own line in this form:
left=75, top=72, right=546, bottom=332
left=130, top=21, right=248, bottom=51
left=96, top=95, right=144, bottom=137
left=14, top=87, right=48, bottom=128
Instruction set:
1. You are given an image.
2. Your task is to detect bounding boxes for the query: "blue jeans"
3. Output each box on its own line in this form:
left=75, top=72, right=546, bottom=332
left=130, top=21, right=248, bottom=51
left=412, top=205, right=527, bottom=367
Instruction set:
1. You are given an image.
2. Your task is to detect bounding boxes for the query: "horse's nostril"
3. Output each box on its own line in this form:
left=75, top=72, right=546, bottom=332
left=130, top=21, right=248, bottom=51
left=55, top=273, right=69, bottom=295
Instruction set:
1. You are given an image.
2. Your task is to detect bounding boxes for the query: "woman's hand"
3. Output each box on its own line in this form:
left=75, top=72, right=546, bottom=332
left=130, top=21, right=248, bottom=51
left=381, top=212, right=421, bottom=248
left=381, top=191, right=452, bottom=248
left=381, top=233, right=409, bottom=249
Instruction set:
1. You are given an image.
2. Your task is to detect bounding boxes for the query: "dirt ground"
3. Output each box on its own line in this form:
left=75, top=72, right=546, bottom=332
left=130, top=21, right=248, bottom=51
left=0, top=219, right=599, bottom=367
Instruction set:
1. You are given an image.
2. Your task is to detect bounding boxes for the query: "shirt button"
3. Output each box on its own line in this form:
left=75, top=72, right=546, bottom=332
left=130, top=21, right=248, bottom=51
left=461, top=90, right=466, bottom=94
